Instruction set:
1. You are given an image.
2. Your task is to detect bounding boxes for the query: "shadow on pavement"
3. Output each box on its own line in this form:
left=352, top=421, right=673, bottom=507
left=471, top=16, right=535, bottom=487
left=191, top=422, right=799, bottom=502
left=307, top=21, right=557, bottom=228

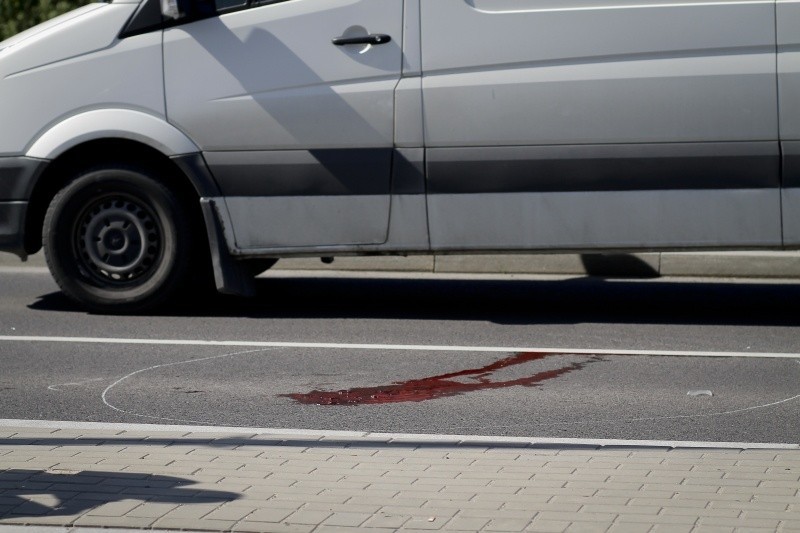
left=0, top=469, right=239, bottom=519
left=27, top=275, right=800, bottom=326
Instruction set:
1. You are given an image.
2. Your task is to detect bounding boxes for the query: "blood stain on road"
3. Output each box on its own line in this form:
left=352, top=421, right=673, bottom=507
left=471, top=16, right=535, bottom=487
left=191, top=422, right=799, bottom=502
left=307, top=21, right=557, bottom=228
left=281, top=352, right=602, bottom=406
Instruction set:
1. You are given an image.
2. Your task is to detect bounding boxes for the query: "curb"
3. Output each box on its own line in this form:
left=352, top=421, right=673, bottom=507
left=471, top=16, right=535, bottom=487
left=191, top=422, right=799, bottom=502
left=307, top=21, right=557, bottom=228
left=3, top=251, right=800, bottom=279
left=2, top=419, right=798, bottom=450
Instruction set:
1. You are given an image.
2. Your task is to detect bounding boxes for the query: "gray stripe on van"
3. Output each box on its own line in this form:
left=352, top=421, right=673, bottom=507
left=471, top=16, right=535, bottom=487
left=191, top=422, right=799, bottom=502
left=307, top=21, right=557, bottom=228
left=427, top=142, right=779, bottom=194
left=205, top=148, right=393, bottom=197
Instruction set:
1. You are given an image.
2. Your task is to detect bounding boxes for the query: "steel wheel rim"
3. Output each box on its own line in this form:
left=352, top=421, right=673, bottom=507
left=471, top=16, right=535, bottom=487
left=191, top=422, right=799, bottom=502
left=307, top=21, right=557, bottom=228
left=74, top=194, right=163, bottom=286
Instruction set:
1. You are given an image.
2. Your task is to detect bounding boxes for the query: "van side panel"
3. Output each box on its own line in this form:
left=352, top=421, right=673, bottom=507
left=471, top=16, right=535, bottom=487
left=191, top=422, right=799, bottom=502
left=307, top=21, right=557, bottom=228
left=778, top=0, right=800, bottom=245
left=421, top=0, right=781, bottom=251
left=164, top=0, right=403, bottom=250
left=421, top=0, right=776, bottom=147
left=0, top=4, right=164, bottom=157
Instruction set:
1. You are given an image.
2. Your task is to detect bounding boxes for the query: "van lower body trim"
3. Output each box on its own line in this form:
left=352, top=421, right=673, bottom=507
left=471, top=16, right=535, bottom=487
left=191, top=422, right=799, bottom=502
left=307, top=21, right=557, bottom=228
left=427, top=142, right=779, bottom=195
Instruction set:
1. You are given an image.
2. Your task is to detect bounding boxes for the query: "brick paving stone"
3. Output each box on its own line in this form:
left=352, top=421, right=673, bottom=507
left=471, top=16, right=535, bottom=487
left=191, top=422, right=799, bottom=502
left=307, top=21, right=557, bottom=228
left=276, top=492, right=349, bottom=504
left=596, top=490, right=674, bottom=500
left=203, top=504, right=257, bottom=521
left=744, top=510, right=800, bottom=521
left=615, top=514, right=698, bottom=525
left=549, top=496, right=627, bottom=506
left=605, top=524, right=653, bottom=533
left=402, top=516, right=449, bottom=530
left=246, top=507, right=296, bottom=523
left=525, top=519, right=571, bottom=532
left=380, top=505, right=457, bottom=518
left=232, top=521, right=317, bottom=533
left=83, top=499, right=142, bottom=516
left=781, top=519, right=800, bottom=531
left=484, top=517, right=534, bottom=531
left=456, top=509, right=537, bottom=520
left=125, top=501, right=182, bottom=518
left=283, top=509, right=334, bottom=525
left=660, top=507, right=741, bottom=518
left=303, top=502, right=382, bottom=514
left=155, top=517, right=238, bottom=530
left=321, top=511, right=372, bottom=527
left=649, top=526, right=694, bottom=533
left=579, top=505, right=659, bottom=515
left=564, top=523, right=615, bottom=533
left=73, top=514, right=158, bottom=528
left=672, top=493, right=746, bottom=502
left=535, top=512, right=618, bottom=523
left=0, top=514, right=79, bottom=526
left=363, top=512, right=413, bottom=528
left=698, top=517, right=781, bottom=528
left=155, top=503, right=223, bottom=519
left=425, top=498, right=502, bottom=510
left=445, top=516, right=492, bottom=530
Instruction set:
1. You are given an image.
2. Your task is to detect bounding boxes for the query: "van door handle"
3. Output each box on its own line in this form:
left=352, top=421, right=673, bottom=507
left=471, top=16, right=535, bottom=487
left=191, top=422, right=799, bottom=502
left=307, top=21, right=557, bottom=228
left=332, top=34, right=392, bottom=46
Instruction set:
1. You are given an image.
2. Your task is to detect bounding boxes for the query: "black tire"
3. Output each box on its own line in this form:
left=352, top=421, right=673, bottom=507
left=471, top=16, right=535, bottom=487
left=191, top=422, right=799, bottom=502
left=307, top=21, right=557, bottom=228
left=43, top=166, right=193, bottom=313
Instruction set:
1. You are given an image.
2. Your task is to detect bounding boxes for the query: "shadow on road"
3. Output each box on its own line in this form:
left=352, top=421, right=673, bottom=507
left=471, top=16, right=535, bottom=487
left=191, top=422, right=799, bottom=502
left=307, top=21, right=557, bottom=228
left=0, top=469, right=239, bottom=519
left=28, top=275, right=800, bottom=326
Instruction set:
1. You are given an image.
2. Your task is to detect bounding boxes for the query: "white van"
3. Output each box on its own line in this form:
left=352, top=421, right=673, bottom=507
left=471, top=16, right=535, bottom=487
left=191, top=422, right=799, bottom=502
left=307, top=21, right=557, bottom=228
left=0, top=0, right=798, bottom=312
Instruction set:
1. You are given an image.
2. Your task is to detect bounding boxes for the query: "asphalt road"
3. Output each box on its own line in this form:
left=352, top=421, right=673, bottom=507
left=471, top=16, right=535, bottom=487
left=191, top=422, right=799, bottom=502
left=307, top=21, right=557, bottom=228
left=1, top=267, right=799, bottom=443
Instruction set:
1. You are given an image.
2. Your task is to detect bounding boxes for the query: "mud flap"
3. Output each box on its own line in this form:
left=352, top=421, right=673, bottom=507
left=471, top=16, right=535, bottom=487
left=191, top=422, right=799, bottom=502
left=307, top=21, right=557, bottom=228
left=199, top=198, right=255, bottom=298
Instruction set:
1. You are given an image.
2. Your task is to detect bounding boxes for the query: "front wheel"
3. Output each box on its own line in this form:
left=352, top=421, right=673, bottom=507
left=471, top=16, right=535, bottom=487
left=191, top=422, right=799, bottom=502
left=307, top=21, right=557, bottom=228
left=43, top=167, right=193, bottom=313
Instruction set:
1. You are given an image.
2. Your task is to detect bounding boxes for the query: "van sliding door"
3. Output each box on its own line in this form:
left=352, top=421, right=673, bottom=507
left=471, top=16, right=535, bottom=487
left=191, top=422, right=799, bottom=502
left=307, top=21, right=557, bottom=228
left=422, top=0, right=780, bottom=251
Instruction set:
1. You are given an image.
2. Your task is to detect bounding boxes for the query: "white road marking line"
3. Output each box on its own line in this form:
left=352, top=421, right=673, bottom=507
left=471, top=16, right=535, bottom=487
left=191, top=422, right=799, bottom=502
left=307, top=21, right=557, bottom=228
left=0, top=418, right=796, bottom=449
left=0, top=335, right=798, bottom=358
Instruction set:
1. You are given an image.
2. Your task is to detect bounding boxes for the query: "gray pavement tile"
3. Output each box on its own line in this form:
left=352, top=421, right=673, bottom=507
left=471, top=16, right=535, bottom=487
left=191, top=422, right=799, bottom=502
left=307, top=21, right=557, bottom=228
left=400, top=516, right=449, bottom=530
left=154, top=517, right=238, bottom=530
left=605, top=524, right=654, bottom=533
left=615, top=513, right=698, bottom=525
left=73, top=514, right=158, bottom=528
left=564, top=523, right=615, bottom=533
left=154, top=503, right=223, bottom=519
left=0, top=515, right=78, bottom=526
left=525, top=520, right=571, bottom=532
left=236, top=522, right=316, bottom=532
left=363, top=512, right=413, bottom=529
left=83, top=500, right=143, bottom=517
left=303, top=503, right=382, bottom=514
left=320, top=511, right=372, bottom=527
left=483, top=517, right=534, bottom=532
left=698, top=517, right=781, bottom=528
left=124, top=502, right=181, bottom=518
left=283, top=509, right=334, bottom=525
left=246, top=507, right=296, bottom=523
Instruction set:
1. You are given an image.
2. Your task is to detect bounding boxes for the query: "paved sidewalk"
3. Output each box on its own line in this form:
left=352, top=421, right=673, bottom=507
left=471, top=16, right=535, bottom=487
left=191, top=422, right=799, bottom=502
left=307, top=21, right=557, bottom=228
left=1, top=421, right=798, bottom=532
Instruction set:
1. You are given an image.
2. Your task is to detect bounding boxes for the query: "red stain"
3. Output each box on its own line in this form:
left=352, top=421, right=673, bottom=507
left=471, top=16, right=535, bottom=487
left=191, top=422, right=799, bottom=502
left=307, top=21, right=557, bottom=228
left=281, top=352, right=600, bottom=406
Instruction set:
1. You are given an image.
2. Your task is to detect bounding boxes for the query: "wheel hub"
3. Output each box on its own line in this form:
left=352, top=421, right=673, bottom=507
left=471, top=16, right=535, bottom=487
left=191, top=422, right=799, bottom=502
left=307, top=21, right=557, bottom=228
left=77, top=197, right=162, bottom=283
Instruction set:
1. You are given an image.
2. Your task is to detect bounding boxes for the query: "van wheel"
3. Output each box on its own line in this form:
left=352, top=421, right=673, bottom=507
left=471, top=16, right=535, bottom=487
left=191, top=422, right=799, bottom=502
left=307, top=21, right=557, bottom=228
left=43, top=167, right=192, bottom=313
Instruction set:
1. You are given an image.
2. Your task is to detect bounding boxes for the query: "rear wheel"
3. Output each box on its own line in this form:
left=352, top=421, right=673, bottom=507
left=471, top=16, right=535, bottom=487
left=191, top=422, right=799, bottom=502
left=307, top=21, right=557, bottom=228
left=43, top=166, right=193, bottom=313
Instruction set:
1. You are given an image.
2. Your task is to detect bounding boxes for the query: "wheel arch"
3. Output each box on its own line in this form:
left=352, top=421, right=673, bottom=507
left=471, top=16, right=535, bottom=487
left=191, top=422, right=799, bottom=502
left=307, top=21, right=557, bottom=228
left=23, top=137, right=219, bottom=256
